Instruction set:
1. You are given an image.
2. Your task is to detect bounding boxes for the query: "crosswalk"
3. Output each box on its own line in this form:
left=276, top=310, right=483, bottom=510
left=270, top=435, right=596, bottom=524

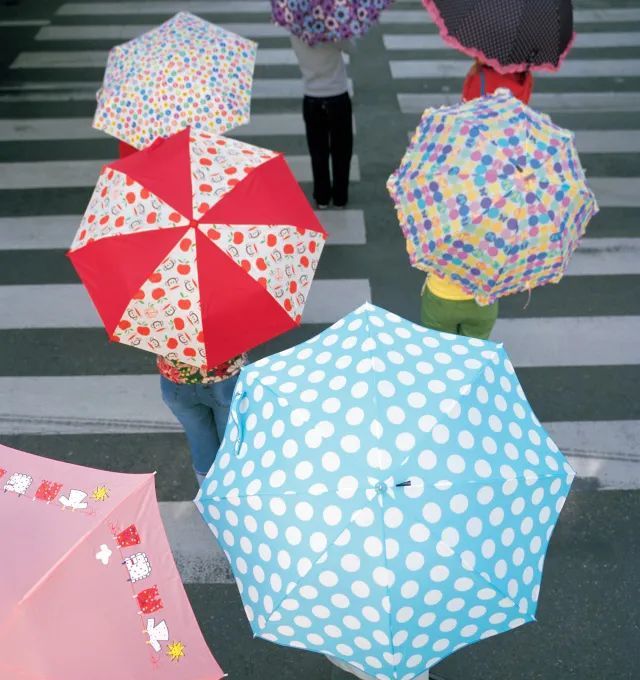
left=0, top=0, right=639, bottom=601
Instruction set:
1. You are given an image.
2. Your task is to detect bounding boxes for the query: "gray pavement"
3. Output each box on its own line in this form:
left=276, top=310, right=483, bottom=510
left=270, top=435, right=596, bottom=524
left=0, top=0, right=639, bottom=678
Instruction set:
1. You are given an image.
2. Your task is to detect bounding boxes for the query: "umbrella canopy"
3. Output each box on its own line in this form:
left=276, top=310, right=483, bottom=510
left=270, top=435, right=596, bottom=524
left=196, top=302, right=574, bottom=679
left=387, top=90, right=598, bottom=306
left=423, top=0, right=574, bottom=73
left=94, top=12, right=257, bottom=149
left=0, top=444, right=222, bottom=679
left=271, top=0, right=395, bottom=45
left=68, top=127, right=327, bottom=369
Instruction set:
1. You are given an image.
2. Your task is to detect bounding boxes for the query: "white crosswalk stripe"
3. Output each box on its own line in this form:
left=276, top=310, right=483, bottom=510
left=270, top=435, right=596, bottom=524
left=0, top=281, right=372, bottom=329
left=383, top=32, right=640, bottom=50
left=0, top=155, right=362, bottom=188
left=0, top=78, right=353, bottom=102
left=0, top=113, right=359, bottom=140
left=36, top=23, right=288, bottom=41
left=0, top=119, right=630, bottom=154
left=0, top=211, right=367, bottom=249
left=57, top=1, right=271, bottom=15
left=11, top=48, right=303, bottom=69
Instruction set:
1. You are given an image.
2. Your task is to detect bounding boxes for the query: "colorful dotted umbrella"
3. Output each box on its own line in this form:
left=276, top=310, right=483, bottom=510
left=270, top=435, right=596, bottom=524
left=196, top=303, right=574, bottom=679
left=271, top=0, right=395, bottom=45
left=94, top=12, right=256, bottom=149
left=387, top=90, right=598, bottom=306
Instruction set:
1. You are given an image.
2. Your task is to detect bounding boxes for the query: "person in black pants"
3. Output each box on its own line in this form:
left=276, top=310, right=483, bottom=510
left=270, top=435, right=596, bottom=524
left=291, top=36, right=354, bottom=209
left=303, top=91, right=353, bottom=208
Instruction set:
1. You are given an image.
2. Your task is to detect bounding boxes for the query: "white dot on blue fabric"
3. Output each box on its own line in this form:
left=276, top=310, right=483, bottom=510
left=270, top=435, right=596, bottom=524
left=196, top=303, right=575, bottom=680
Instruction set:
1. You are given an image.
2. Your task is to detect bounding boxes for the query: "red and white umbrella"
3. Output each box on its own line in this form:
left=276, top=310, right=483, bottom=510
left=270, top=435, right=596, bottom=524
left=68, top=128, right=327, bottom=369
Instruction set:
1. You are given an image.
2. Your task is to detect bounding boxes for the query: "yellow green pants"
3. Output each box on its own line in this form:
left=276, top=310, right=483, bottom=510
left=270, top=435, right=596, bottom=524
left=421, top=287, right=498, bottom=340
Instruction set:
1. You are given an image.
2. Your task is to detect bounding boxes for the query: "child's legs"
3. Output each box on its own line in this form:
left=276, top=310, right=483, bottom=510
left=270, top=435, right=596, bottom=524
left=160, top=376, right=220, bottom=480
left=421, top=287, right=463, bottom=334
left=458, top=299, right=499, bottom=339
left=196, top=373, right=240, bottom=446
left=302, top=95, right=331, bottom=204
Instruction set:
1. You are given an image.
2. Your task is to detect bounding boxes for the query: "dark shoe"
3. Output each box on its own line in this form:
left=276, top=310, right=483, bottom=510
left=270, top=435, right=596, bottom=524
left=333, top=202, right=348, bottom=209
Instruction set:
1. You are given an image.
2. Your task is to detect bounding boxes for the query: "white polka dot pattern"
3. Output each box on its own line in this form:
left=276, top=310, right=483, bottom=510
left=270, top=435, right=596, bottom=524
left=195, top=303, right=574, bottom=679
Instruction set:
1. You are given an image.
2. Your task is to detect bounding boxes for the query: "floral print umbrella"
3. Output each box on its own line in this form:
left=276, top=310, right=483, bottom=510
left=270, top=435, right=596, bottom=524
left=387, top=89, right=598, bottom=306
left=271, top=0, right=395, bottom=45
left=94, top=12, right=256, bottom=149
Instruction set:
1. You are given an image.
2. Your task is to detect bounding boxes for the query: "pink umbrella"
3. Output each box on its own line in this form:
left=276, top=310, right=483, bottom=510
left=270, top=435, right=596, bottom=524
left=0, top=444, right=223, bottom=680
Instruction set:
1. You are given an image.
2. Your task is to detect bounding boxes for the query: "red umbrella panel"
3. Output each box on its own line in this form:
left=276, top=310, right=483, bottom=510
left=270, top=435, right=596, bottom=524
left=68, top=128, right=327, bottom=369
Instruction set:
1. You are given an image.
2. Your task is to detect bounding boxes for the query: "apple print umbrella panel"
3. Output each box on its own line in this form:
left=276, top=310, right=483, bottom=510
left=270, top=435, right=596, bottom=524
left=271, top=0, right=395, bottom=45
left=387, top=89, right=598, bottom=306
left=0, top=444, right=223, bottom=679
left=68, top=127, right=327, bottom=370
left=196, top=303, right=575, bottom=680
left=93, top=11, right=257, bottom=150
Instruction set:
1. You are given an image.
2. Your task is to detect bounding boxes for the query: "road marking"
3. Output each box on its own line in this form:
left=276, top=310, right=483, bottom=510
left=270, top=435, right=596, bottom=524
left=0, top=113, right=358, bottom=140
left=0, top=210, right=367, bottom=249
left=397, top=92, right=640, bottom=113
left=0, top=78, right=352, bottom=103
left=0, top=292, right=635, bottom=367
left=0, top=280, right=371, bottom=329
left=492, top=316, right=640, bottom=367
left=380, top=7, right=640, bottom=24
left=545, top=421, right=640, bottom=491
left=0, top=78, right=353, bottom=102
left=588, top=178, right=640, bottom=207
left=0, top=382, right=636, bottom=489
left=0, top=155, right=362, bottom=188
left=11, top=48, right=301, bottom=69
left=390, top=59, right=640, bottom=79
left=566, top=238, right=640, bottom=276
left=36, top=22, right=287, bottom=41
left=57, top=1, right=270, bottom=14
left=383, top=31, right=640, bottom=50
left=0, top=115, right=306, bottom=140
left=0, top=20, right=50, bottom=27
left=159, top=501, right=233, bottom=584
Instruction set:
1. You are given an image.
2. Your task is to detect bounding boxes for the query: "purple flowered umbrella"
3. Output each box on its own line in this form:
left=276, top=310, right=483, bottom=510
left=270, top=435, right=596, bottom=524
left=271, top=0, right=394, bottom=45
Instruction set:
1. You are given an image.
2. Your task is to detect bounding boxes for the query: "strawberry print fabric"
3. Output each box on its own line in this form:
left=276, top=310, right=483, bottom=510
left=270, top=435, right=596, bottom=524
left=190, top=132, right=277, bottom=220
left=72, top=168, right=189, bottom=250
left=69, top=128, right=327, bottom=369
left=93, top=12, right=257, bottom=149
left=113, top=230, right=208, bottom=367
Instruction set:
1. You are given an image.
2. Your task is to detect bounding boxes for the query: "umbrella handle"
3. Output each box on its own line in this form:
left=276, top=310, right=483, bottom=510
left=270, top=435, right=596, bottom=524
left=229, top=387, right=247, bottom=456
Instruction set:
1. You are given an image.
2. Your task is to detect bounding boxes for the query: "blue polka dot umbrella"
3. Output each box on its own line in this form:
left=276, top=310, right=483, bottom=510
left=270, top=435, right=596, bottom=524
left=196, top=303, right=575, bottom=679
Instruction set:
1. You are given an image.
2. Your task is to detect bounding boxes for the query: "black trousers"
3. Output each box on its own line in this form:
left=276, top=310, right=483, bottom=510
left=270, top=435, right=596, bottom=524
left=302, top=91, right=353, bottom=206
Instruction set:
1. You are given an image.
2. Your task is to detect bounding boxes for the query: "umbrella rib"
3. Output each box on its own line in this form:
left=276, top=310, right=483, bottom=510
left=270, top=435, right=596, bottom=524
left=262, top=499, right=374, bottom=626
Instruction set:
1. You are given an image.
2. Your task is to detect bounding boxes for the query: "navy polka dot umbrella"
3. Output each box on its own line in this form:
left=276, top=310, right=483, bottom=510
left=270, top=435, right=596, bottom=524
left=423, top=0, right=574, bottom=73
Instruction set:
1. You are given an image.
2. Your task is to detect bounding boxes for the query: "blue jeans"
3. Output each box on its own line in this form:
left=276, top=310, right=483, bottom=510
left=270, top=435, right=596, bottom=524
left=160, top=374, right=239, bottom=482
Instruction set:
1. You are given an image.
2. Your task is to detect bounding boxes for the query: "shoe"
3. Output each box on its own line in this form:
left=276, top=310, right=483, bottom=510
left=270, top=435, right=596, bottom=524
left=333, top=202, right=348, bottom=209
left=315, top=202, right=330, bottom=210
